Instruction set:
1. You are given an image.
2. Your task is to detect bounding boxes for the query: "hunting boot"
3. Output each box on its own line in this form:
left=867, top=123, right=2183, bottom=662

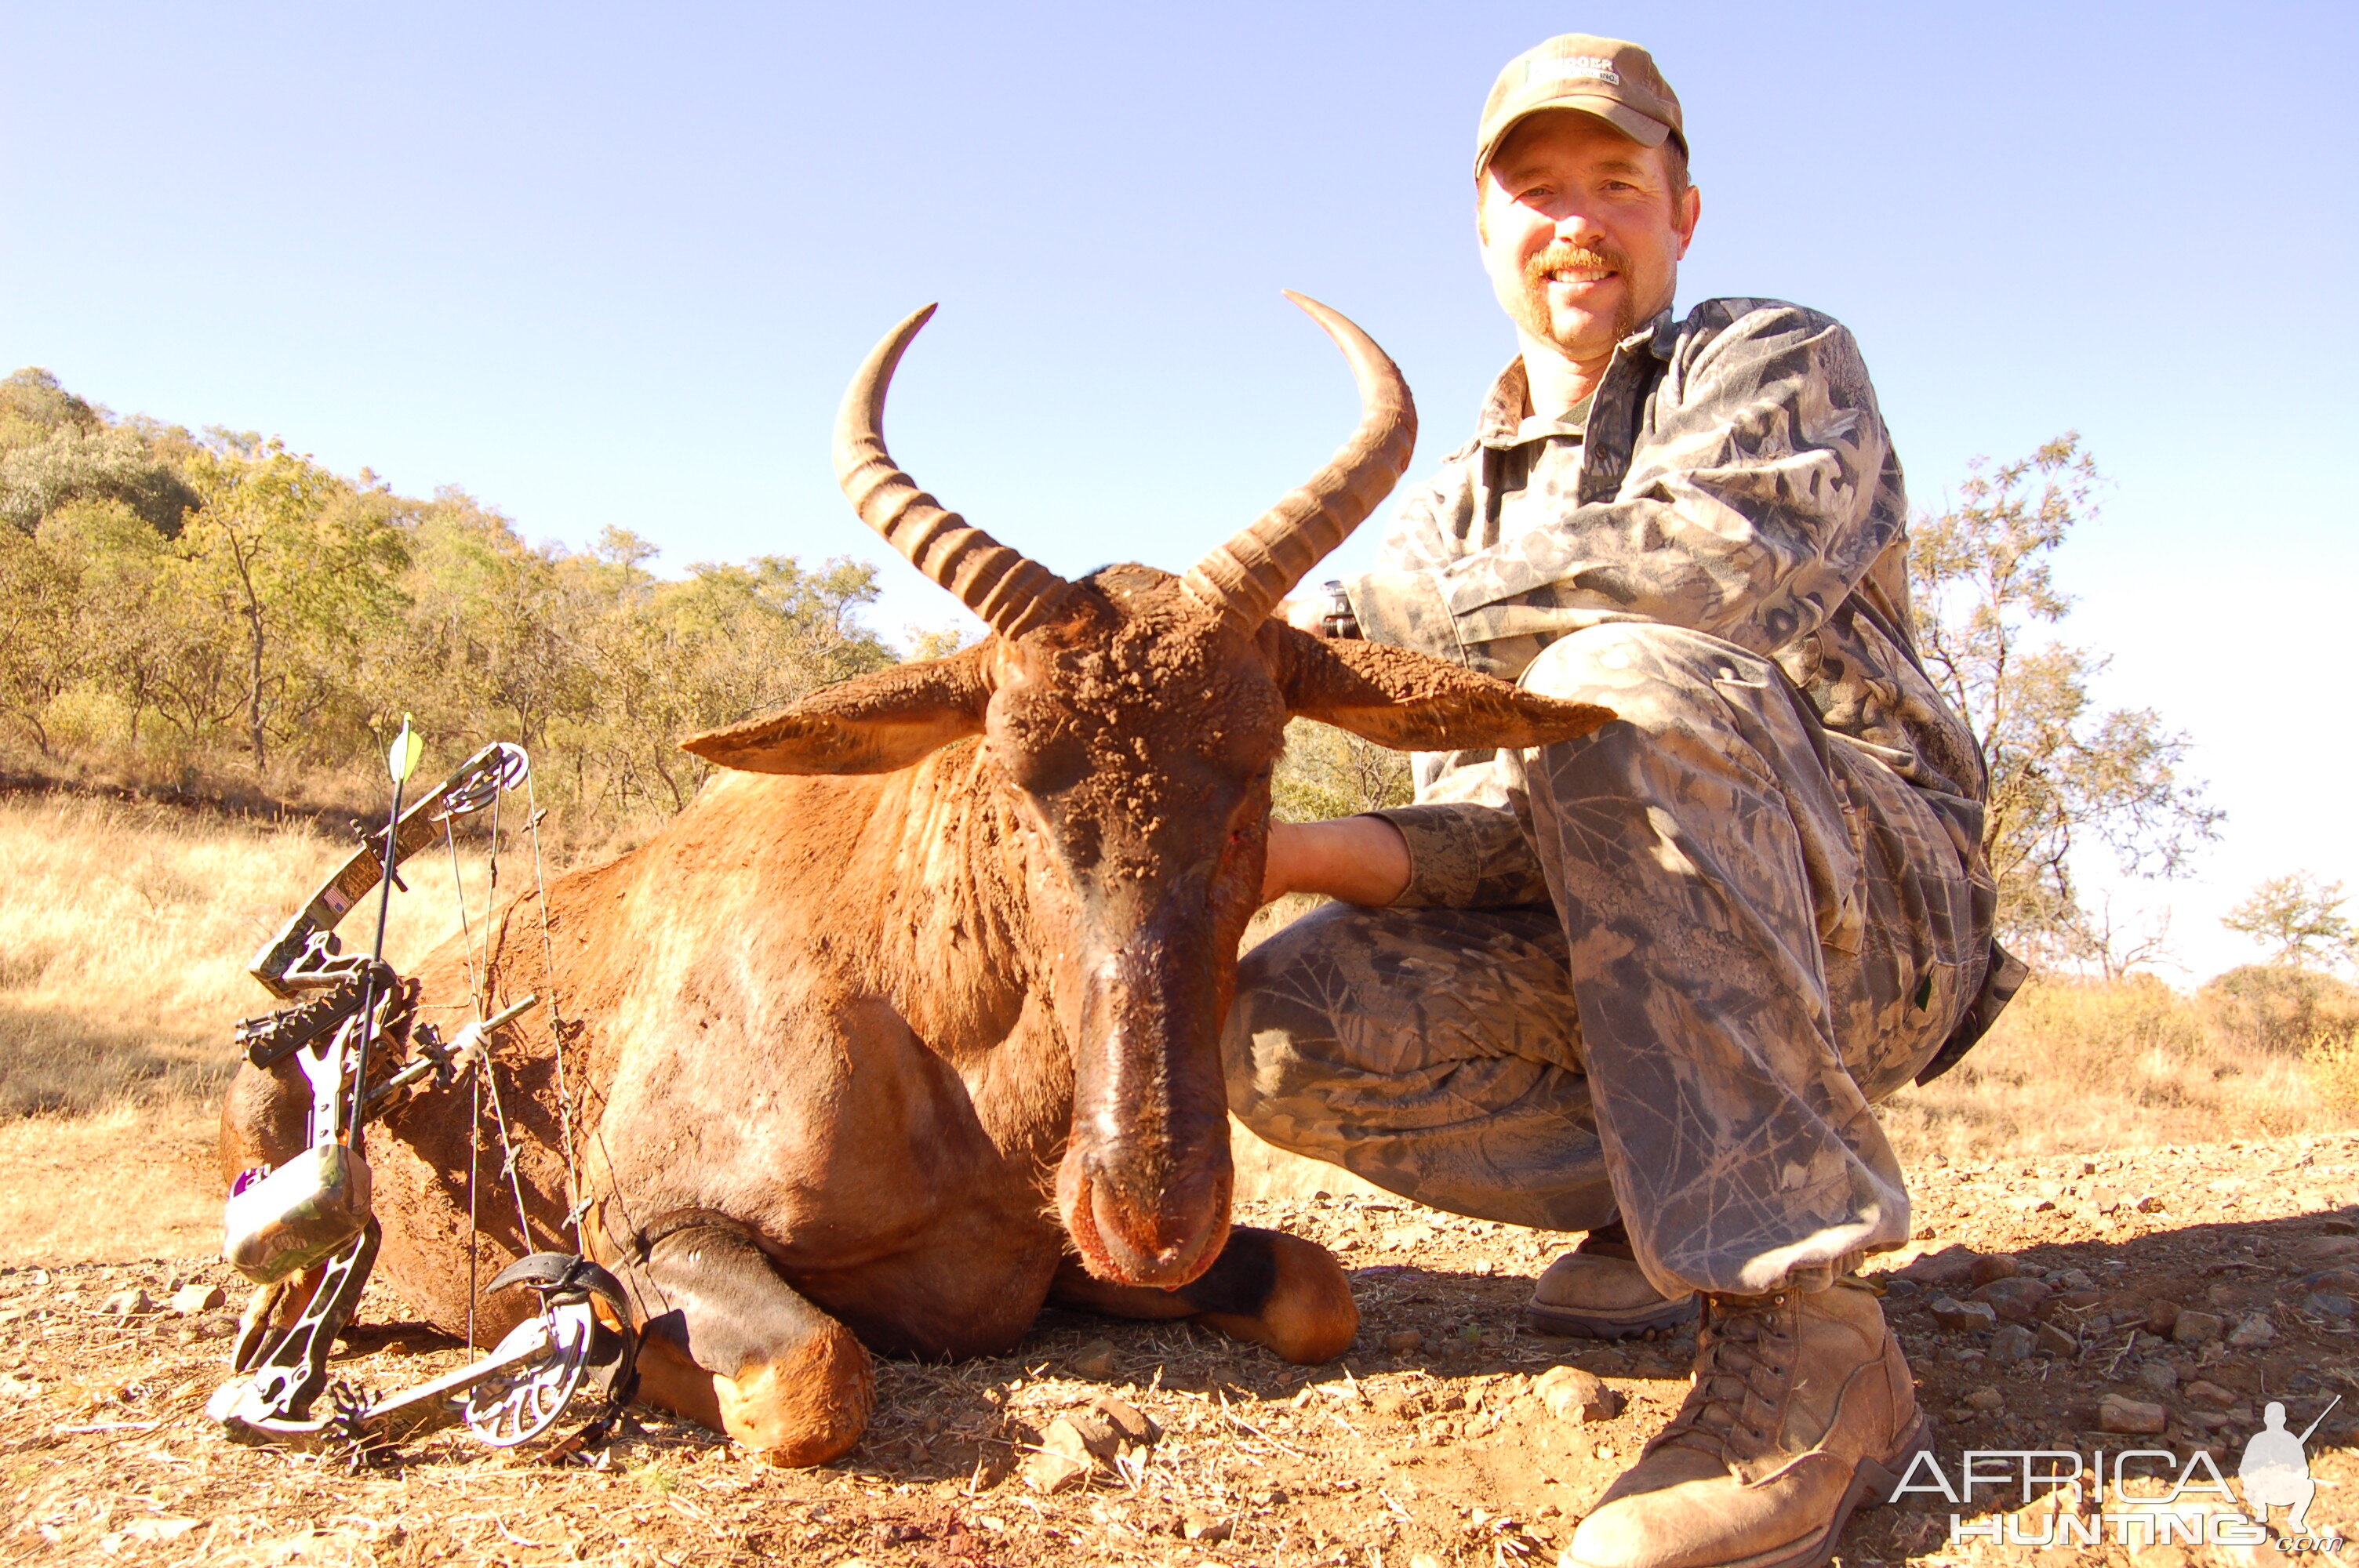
left=1524, top=1219, right=1699, bottom=1339
left=1561, top=1276, right=1929, bottom=1568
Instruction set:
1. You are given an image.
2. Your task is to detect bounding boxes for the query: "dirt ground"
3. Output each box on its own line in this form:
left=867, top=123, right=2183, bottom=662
left=3, top=1132, right=2356, bottom=1567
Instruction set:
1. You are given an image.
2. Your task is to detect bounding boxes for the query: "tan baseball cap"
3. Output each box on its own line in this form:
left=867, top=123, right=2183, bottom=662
left=1474, top=34, right=1685, bottom=180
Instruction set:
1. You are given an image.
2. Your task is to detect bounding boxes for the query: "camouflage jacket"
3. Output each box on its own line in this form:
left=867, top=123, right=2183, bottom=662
left=1348, top=297, right=1986, bottom=908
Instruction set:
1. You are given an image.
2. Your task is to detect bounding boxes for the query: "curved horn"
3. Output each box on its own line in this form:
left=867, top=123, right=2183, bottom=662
left=835, top=305, right=1072, bottom=640
left=1180, top=292, right=1417, bottom=634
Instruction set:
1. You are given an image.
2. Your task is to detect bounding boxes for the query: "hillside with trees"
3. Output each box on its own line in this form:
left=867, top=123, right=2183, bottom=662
left=0, top=367, right=900, bottom=839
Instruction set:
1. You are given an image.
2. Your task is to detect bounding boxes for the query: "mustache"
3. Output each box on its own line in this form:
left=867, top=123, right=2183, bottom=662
left=1524, top=242, right=1627, bottom=289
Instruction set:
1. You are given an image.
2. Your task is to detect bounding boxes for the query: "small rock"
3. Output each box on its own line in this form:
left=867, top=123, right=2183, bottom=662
left=2294, top=1236, right=2359, bottom=1263
left=2303, top=1291, right=2354, bottom=1319
left=2037, top=1322, right=2078, bottom=1358
left=1895, top=1246, right=1980, bottom=1287
left=1067, top=1339, right=1118, bottom=1380
left=2054, top=1269, right=2096, bottom=1292
left=1023, top=1416, right=1110, bottom=1492
left=1929, top=1296, right=1997, bottom=1331
left=2135, top=1360, right=2179, bottom=1395
left=1089, top=1396, right=1161, bottom=1449
left=1970, top=1254, right=2021, bottom=1286
left=2172, top=1309, right=2225, bottom=1345
left=1989, top=1324, right=2036, bottom=1364
left=169, top=1283, right=225, bottom=1316
left=2303, top=1267, right=2359, bottom=1293
left=1383, top=1329, right=1423, bottom=1354
left=2099, top=1393, right=2169, bottom=1435
left=1063, top=1408, right=1130, bottom=1464
left=1021, top=1442, right=1093, bottom=1494
left=1965, top=1387, right=2005, bottom=1411
left=2092, top=1187, right=2121, bottom=1214
left=1970, top=1277, right=2052, bottom=1323
left=1532, top=1365, right=1622, bottom=1424
left=2184, top=1380, right=2237, bottom=1408
left=2135, top=1194, right=2165, bottom=1214
left=1369, top=1386, right=1423, bottom=1420
left=2226, top=1314, right=2275, bottom=1348
left=99, top=1288, right=152, bottom=1316
left=1182, top=1515, right=1234, bottom=1544
left=2144, top=1300, right=2183, bottom=1334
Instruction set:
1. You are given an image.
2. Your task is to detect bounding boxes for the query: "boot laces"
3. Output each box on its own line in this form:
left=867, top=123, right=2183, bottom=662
left=1656, top=1293, right=1795, bottom=1459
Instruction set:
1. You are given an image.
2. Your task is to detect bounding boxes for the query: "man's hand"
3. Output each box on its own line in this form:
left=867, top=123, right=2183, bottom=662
left=1262, top=816, right=1412, bottom=907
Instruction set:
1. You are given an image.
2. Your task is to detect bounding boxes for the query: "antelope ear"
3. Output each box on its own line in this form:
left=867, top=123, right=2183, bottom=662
left=681, top=644, right=994, bottom=775
left=1267, top=624, right=1614, bottom=751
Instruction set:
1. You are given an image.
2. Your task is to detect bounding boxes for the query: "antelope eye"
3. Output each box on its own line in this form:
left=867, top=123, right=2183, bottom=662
left=1001, top=733, right=1085, bottom=797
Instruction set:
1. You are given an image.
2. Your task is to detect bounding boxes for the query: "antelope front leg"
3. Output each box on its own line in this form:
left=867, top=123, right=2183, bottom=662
left=616, top=1221, right=874, bottom=1466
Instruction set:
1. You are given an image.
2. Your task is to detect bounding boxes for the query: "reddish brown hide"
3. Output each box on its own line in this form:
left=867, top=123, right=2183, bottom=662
left=220, top=299, right=1611, bottom=1466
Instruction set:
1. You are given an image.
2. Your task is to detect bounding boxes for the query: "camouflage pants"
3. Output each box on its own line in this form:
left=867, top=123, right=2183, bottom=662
left=1224, top=622, right=1994, bottom=1298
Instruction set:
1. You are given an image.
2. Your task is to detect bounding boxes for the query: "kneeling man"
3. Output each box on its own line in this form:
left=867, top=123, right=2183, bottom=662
left=1230, top=34, right=2020, bottom=1568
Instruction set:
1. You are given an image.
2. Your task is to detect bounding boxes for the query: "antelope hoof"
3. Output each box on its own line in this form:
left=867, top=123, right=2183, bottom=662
left=1190, top=1227, right=1359, bottom=1364
left=715, top=1320, right=875, bottom=1467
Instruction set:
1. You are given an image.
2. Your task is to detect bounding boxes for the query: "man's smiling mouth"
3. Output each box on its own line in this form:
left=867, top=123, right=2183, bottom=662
left=1525, top=243, right=1626, bottom=292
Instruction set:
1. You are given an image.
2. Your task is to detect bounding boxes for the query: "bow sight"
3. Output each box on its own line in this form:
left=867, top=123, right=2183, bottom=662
left=208, top=738, right=635, bottom=1455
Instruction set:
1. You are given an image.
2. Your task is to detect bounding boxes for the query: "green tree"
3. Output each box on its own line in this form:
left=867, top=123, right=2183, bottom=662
left=38, top=499, right=190, bottom=752
left=0, top=370, right=932, bottom=840
left=0, top=368, right=199, bottom=535
left=0, top=522, right=78, bottom=753
left=1272, top=720, right=1413, bottom=822
left=553, top=542, right=892, bottom=815
left=390, top=488, right=584, bottom=757
left=2222, top=873, right=2356, bottom=972
left=1910, top=434, right=2222, bottom=961
left=179, top=436, right=409, bottom=774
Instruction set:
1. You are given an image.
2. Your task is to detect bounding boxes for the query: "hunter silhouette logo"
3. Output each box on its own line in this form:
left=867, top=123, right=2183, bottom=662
left=2240, top=1396, right=2336, bottom=1535
left=1899, top=1396, right=2348, bottom=1551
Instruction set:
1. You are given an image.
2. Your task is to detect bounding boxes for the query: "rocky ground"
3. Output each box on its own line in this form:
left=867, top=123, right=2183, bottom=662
left=3, top=1131, right=2356, bottom=1567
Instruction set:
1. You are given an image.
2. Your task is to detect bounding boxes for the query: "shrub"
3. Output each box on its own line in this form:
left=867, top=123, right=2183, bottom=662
left=2197, top=964, right=2359, bottom=1057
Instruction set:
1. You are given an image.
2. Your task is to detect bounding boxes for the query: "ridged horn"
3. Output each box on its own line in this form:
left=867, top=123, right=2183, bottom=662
left=835, top=305, right=1071, bottom=640
left=1179, top=292, right=1417, bottom=635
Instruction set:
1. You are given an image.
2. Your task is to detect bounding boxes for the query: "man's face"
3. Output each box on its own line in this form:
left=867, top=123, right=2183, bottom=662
left=1478, top=110, right=1700, bottom=369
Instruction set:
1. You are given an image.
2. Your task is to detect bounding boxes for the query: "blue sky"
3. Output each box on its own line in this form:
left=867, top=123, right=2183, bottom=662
left=5, top=2, right=2354, bottom=980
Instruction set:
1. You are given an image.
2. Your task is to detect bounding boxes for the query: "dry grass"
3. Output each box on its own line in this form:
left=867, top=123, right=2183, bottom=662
left=1879, top=971, right=2356, bottom=1163
left=0, top=791, right=496, bottom=1122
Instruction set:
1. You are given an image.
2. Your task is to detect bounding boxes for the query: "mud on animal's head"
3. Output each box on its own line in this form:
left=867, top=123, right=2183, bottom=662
left=675, top=296, right=1616, bottom=1290
left=988, top=568, right=1286, bottom=1290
